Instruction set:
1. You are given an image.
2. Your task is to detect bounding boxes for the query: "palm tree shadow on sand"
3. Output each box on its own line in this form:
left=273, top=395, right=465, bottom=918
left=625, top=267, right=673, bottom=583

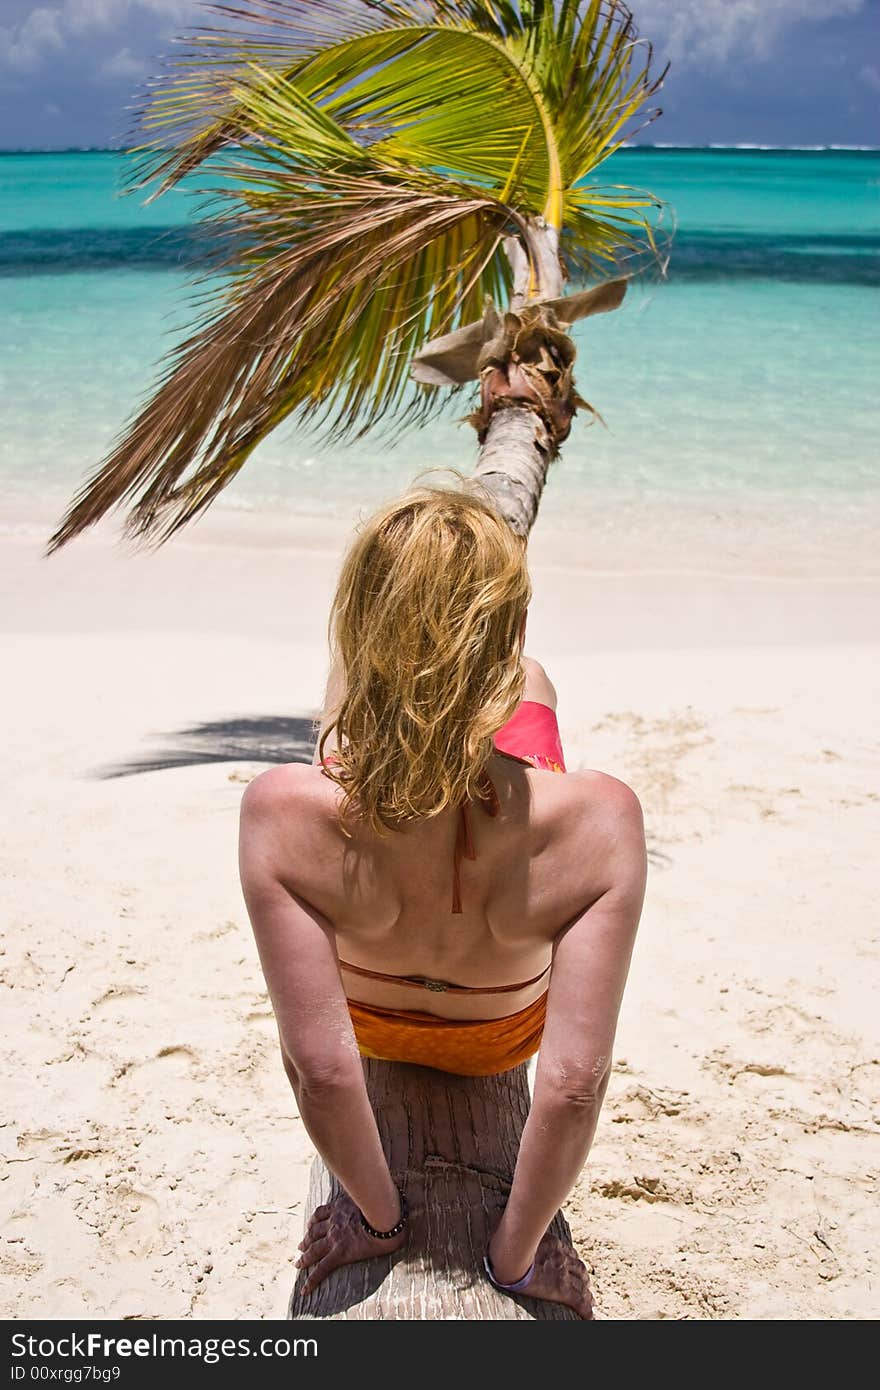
left=93, top=715, right=316, bottom=779
left=92, top=716, right=674, bottom=868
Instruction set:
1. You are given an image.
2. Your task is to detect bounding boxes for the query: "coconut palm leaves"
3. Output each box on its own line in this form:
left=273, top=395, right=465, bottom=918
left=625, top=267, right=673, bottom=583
left=49, top=0, right=666, bottom=550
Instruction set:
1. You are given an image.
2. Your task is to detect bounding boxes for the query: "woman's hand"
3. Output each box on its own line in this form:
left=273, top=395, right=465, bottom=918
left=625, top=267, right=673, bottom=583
left=488, top=1229, right=595, bottom=1320
left=296, top=1192, right=408, bottom=1295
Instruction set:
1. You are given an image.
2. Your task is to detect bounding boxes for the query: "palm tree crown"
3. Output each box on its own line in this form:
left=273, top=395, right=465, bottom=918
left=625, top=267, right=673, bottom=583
left=49, top=0, right=666, bottom=550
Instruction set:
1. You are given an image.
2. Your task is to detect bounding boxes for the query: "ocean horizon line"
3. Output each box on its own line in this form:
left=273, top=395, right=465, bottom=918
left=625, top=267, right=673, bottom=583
left=1, top=142, right=878, bottom=156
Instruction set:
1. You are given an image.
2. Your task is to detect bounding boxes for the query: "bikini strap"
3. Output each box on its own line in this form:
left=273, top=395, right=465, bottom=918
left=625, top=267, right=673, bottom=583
left=339, top=958, right=551, bottom=996
left=326, top=753, right=501, bottom=915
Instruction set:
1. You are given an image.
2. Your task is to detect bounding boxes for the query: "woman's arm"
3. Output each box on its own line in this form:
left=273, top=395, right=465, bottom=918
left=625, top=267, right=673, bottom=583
left=488, top=775, right=647, bottom=1285
left=239, top=767, right=400, bottom=1235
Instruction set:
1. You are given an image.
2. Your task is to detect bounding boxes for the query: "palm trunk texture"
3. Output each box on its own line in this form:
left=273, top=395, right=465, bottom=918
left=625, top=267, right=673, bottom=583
left=288, top=1059, right=577, bottom=1320
left=472, top=223, right=565, bottom=534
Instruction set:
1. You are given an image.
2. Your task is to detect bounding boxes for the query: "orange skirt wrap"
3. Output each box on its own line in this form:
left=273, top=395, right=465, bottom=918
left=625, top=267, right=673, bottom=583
left=348, top=993, right=547, bottom=1077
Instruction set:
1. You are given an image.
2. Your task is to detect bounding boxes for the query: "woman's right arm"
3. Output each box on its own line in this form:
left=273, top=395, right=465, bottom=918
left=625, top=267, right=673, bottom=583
left=487, top=776, right=647, bottom=1306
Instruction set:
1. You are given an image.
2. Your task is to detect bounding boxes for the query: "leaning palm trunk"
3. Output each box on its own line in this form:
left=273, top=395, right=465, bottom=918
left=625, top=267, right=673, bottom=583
left=473, top=225, right=566, bottom=534
left=412, top=220, right=627, bottom=535
left=289, top=1059, right=578, bottom=1320
left=474, top=408, right=556, bottom=537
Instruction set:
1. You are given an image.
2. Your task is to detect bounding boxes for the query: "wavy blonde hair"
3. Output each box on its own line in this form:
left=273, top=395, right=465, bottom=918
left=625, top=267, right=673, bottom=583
left=319, top=477, right=531, bottom=835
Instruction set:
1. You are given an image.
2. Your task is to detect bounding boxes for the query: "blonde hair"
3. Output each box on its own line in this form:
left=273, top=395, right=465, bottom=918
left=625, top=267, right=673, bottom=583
left=319, top=477, right=531, bottom=835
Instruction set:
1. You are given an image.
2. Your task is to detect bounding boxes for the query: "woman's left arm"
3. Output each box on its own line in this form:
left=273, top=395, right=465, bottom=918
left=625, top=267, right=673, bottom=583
left=239, top=766, right=404, bottom=1286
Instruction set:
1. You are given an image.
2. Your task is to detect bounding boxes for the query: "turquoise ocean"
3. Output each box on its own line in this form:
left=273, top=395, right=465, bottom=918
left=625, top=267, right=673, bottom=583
left=1, top=148, right=878, bottom=567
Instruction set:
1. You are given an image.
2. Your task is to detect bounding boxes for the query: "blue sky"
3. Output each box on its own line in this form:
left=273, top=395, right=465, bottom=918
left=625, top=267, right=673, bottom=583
left=1, top=0, right=878, bottom=150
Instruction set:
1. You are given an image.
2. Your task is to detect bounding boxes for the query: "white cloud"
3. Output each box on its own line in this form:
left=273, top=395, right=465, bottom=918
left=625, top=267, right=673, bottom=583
left=65, top=0, right=127, bottom=34
left=0, top=1, right=199, bottom=72
left=635, top=0, right=866, bottom=68
left=0, top=7, right=63, bottom=71
left=100, top=45, right=149, bottom=80
left=1, top=0, right=871, bottom=79
left=859, top=63, right=880, bottom=92
left=66, top=0, right=197, bottom=33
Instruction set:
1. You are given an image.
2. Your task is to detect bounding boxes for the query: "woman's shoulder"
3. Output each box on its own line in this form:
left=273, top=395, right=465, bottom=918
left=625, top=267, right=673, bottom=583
left=554, top=768, right=645, bottom=856
left=239, top=761, right=337, bottom=822
left=564, top=767, right=643, bottom=814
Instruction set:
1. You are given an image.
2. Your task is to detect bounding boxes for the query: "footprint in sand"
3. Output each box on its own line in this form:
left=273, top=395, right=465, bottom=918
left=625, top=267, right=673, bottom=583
left=99, top=1183, right=165, bottom=1260
left=12, top=1128, right=66, bottom=1155
left=93, top=986, right=147, bottom=1010
left=113, top=1045, right=200, bottom=1088
left=592, top=1174, right=685, bottom=1204
left=609, top=1083, right=691, bottom=1124
left=196, top=919, right=241, bottom=942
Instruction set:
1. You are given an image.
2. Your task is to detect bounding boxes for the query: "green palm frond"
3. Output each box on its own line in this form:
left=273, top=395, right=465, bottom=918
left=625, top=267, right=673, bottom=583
left=49, top=0, right=667, bottom=550
left=50, top=168, right=519, bottom=547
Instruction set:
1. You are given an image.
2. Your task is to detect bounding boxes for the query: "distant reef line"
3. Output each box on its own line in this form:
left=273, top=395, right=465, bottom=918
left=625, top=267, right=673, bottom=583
left=1, top=143, right=879, bottom=156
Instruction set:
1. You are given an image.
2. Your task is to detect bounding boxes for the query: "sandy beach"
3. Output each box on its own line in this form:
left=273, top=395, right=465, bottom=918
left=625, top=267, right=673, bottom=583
left=2, top=500, right=878, bottom=1321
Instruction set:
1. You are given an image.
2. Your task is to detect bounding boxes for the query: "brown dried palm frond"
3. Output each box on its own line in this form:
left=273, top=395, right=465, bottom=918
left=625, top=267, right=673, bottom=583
left=50, top=169, right=522, bottom=548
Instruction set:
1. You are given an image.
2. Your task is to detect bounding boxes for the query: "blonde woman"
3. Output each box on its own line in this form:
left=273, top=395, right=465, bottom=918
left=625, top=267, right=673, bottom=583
left=239, top=482, right=646, bottom=1319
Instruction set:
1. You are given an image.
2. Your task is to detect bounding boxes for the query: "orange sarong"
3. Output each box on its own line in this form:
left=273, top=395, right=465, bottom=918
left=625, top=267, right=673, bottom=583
left=348, top=992, right=547, bottom=1077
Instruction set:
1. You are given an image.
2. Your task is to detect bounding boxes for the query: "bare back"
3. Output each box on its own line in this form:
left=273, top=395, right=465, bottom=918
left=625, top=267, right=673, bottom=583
left=260, top=752, right=626, bottom=1022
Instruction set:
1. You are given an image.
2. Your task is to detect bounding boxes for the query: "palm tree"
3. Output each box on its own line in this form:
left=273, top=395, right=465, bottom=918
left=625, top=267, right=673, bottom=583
left=48, top=0, right=666, bottom=550
left=47, top=2, right=670, bottom=1317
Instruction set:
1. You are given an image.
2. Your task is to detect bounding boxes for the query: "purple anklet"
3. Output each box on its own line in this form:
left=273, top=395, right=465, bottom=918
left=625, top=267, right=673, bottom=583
left=483, top=1249, right=536, bottom=1294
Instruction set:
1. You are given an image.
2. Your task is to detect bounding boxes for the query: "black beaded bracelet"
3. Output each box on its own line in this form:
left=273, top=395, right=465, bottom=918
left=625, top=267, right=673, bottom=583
left=359, top=1190, right=408, bottom=1240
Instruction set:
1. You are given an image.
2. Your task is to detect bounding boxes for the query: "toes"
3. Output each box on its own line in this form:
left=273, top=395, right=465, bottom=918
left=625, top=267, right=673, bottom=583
left=299, top=1236, right=330, bottom=1269
left=299, top=1216, right=330, bottom=1252
left=302, top=1252, right=338, bottom=1295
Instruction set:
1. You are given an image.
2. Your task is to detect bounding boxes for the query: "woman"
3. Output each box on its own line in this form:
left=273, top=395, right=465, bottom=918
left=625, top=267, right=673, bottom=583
left=239, top=481, right=646, bottom=1319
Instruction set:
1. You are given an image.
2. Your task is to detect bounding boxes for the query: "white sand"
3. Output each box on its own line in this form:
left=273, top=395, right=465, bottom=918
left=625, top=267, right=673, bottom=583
left=1, top=504, right=878, bottom=1320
